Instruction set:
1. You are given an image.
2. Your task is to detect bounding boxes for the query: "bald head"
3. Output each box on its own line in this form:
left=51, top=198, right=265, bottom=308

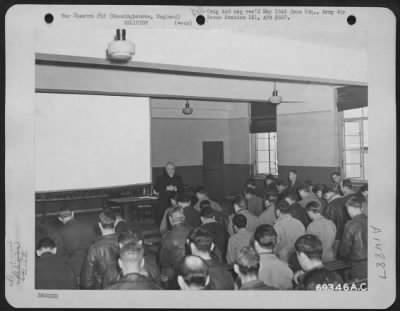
left=178, top=255, right=209, bottom=290
left=165, top=162, right=175, bottom=176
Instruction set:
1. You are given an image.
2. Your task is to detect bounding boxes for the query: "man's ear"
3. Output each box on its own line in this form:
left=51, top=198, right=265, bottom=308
left=205, top=275, right=210, bottom=287
left=177, top=275, right=186, bottom=290
left=210, top=243, right=215, bottom=252
left=58, top=217, right=64, bottom=224
left=98, top=222, right=103, bottom=231
left=254, top=240, right=260, bottom=251
left=233, top=264, right=239, bottom=275
left=51, top=247, right=57, bottom=255
left=36, top=249, right=42, bottom=257
left=118, top=258, right=123, bottom=270
left=140, top=258, right=145, bottom=269
left=71, top=211, right=74, bottom=218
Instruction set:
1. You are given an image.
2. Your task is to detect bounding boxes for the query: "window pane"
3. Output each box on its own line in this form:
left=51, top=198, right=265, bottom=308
left=363, top=152, right=368, bottom=180
left=257, top=162, right=269, bottom=174
left=269, top=150, right=277, bottom=162
left=344, top=108, right=363, bottom=118
left=346, top=164, right=361, bottom=178
left=257, top=151, right=269, bottom=162
left=256, top=133, right=268, bottom=139
left=344, top=135, right=361, bottom=149
left=345, top=150, right=361, bottom=164
left=257, top=138, right=268, bottom=150
left=269, top=132, right=277, bottom=139
left=363, top=120, right=368, bottom=147
left=362, top=107, right=368, bottom=117
left=344, top=121, right=360, bottom=135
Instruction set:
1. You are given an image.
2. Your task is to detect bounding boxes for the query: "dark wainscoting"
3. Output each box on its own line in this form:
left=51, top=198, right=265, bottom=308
left=277, top=165, right=341, bottom=186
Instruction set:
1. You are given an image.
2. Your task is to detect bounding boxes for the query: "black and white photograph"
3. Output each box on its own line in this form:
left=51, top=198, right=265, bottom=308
left=4, top=5, right=396, bottom=309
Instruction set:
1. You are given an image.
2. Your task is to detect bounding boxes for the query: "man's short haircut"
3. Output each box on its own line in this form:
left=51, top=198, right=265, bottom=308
left=195, top=186, right=207, bottom=195
left=99, top=210, right=116, bottom=229
left=284, top=191, right=298, bottom=201
left=276, top=200, right=291, bottom=214
left=246, top=177, right=256, bottom=186
left=36, top=236, right=56, bottom=250
left=312, top=183, right=325, bottom=194
left=188, top=227, right=213, bottom=253
left=322, top=185, right=336, bottom=195
left=266, top=174, right=275, bottom=181
left=275, top=178, right=286, bottom=187
left=176, top=193, right=191, bottom=204
left=295, top=234, right=323, bottom=260
left=233, top=195, right=246, bottom=209
left=298, top=183, right=310, bottom=193
left=359, top=183, right=368, bottom=193
left=58, top=206, right=73, bottom=218
left=345, top=195, right=363, bottom=209
left=303, top=268, right=343, bottom=290
left=265, top=191, right=278, bottom=203
left=289, top=169, right=297, bottom=175
left=199, top=204, right=214, bottom=218
left=119, top=241, right=144, bottom=262
left=118, top=227, right=144, bottom=247
left=168, top=206, right=185, bottom=225
left=244, top=186, right=257, bottom=196
left=254, top=224, right=277, bottom=249
left=165, top=161, right=175, bottom=167
left=342, top=178, right=353, bottom=189
left=331, top=171, right=340, bottom=178
left=235, top=246, right=260, bottom=276
left=179, top=255, right=209, bottom=288
left=305, top=201, right=322, bottom=214
left=232, top=214, right=247, bottom=229
left=199, top=200, right=212, bottom=211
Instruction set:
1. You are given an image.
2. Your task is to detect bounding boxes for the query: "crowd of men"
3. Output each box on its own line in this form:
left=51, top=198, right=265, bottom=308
left=35, top=166, right=368, bottom=291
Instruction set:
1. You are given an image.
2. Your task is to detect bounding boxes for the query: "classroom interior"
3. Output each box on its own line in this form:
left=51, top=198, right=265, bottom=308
left=34, top=28, right=368, bottom=264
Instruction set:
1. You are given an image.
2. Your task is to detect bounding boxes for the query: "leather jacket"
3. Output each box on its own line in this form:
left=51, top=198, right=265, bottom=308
left=80, top=233, right=119, bottom=289
left=105, top=273, right=161, bottom=290
left=338, top=214, right=368, bottom=262
left=323, top=196, right=350, bottom=240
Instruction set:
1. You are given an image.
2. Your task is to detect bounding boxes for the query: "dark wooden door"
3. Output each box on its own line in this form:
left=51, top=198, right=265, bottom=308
left=203, top=141, right=225, bottom=200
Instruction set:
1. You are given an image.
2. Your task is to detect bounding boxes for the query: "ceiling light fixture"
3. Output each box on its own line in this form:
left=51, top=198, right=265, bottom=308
left=107, top=29, right=135, bottom=61
left=182, top=100, right=194, bottom=115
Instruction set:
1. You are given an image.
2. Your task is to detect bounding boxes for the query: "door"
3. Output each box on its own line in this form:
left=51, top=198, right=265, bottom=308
left=203, top=141, right=225, bottom=200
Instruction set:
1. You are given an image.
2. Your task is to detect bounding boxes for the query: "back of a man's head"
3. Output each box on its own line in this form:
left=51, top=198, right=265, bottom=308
left=176, top=194, right=191, bottom=206
left=178, top=255, right=209, bottom=290
left=58, top=206, right=73, bottom=222
left=276, top=200, right=291, bottom=215
left=118, top=241, right=145, bottom=274
left=298, top=183, right=310, bottom=193
left=199, top=200, right=212, bottom=212
left=233, top=214, right=247, bottom=230
left=244, top=186, right=257, bottom=196
left=118, top=227, right=144, bottom=248
left=235, top=246, right=260, bottom=277
left=195, top=186, right=207, bottom=195
left=305, top=200, right=322, bottom=215
left=233, top=195, right=246, bottom=211
left=188, top=227, right=213, bottom=254
left=99, top=210, right=116, bottom=230
left=168, top=206, right=185, bottom=226
left=254, top=224, right=277, bottom=250
left=295, top=234, right=323, bottom=261
left=275, top=178, right=286, bottom=187
left=36, top=236, right=56, bottom=255
left=284, top=191, right=298, bottom=202
left=199, top=204, right=214, bottom=219
left=265, top=192, right=278, bottom=204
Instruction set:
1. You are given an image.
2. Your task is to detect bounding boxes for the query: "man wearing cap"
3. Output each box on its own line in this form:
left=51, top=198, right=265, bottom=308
left=52, top=206, right=96, bottom=284
left=80, top=210, right=119, bottom=289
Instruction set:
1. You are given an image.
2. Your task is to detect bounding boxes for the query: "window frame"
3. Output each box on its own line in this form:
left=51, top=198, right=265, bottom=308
left=253, top=132, right=278, bottom=176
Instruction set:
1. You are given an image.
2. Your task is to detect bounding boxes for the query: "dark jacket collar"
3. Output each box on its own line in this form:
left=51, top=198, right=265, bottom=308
left=240, top=279, right=268, bottom=290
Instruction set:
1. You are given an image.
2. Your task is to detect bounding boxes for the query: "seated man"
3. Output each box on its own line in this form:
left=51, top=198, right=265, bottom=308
left=105, top=241, right=161, bottom=290
left=160, top=194, right=201, bottom=235
left=177, top=255, right=210, bottom=290
left=244, top=186, right=264, bottom=217
left=80, top=211, right=119, bottom=289
left=193, top=186, right=222, bottom=213
left=35, top=237, right=76, bottom=289
left=294, top=234, right=343, bottom=289
left=273, top=200, right=305, bottom=263
left=285, top=192, right=310, bottom=228
left=264, top=174, right=278, bottom=195
left=305, top=201, right=336, bottom=263
left=200, top=204, right=229, bottom=261
left=187, top=227, right=234, bottom=290
left=275, top=179, right=290, bottom=202
left=259, top=192, right=278, bottom=226
left=323, top=186, right=350, bottom=250
left=52, top=206, right=96, bottom=283
left=234, top=246, right=278, bottom=290
left=298, top=183, right=320, bottom=209
left=227, top=196, right=260, bottom=235
left=253, top=224, right=293, bottom=289
left=226, top=214, right=253, bottom=265
left=102, top=228, right=161, bottom=288
left=159, top=206, right=193, bottom=289
left=338, top=196, right=368, bottom=281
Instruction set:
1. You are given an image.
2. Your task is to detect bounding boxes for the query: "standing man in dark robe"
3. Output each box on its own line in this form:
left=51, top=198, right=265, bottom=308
left=154, top=162, right=184, bottom=225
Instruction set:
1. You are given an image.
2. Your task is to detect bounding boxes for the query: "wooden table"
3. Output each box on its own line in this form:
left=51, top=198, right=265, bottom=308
left=107, top=196, right=158, bottom=225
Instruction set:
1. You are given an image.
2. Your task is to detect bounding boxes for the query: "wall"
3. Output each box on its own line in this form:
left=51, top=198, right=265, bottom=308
left=251, top=83, right=340, bottom=185
left=151, top=98, right=251, bottom=196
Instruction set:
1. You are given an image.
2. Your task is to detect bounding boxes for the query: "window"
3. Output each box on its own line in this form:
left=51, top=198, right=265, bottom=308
left=254, top=132, right=278, bottom=175
left=342, top=107, right=368, bottom=180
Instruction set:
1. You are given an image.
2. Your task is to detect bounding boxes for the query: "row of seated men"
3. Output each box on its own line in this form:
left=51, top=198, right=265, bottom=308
left=35, top=171, right=368, bottom=290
